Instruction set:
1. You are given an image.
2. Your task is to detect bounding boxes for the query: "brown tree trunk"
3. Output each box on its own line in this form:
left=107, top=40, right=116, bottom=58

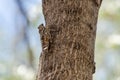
left=37, top=0, right=102, bottom=80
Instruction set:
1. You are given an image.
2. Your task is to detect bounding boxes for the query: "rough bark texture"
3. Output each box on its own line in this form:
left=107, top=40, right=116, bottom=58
left=37, top=0, right=102, bottom=80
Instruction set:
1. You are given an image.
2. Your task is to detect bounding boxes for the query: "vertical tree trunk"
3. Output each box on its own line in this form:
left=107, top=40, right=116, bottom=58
left=37, top=0, right=102, bottom=80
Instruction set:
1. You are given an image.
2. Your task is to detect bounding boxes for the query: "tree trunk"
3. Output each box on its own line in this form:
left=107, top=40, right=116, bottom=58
left=37, top=0, right=102, bottom=80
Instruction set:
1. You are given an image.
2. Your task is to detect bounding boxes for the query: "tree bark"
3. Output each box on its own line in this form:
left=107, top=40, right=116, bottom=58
left=37, top=0, right=102, bottom=80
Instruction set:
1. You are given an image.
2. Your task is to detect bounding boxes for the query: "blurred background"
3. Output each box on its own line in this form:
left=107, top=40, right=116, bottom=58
left=0, top=0, right=120, bottom=80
